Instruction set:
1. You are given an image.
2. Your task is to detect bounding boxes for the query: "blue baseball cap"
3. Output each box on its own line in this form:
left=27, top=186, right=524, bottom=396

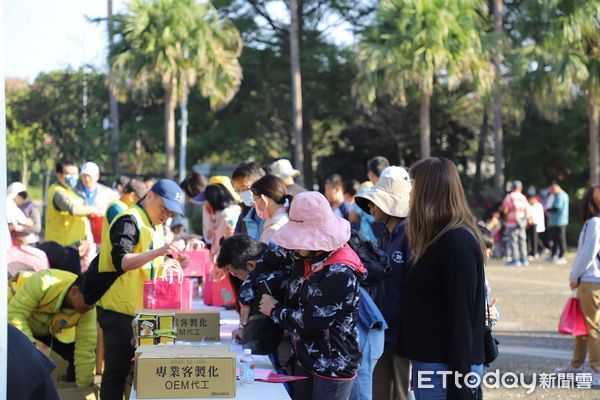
left=151, top=179, right=185, bottom=215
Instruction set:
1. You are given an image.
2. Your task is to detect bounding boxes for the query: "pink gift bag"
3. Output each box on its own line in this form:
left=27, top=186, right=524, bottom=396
left=183, top=249, right=211, bottom=278
left=180, top=277, right=194, bottom=310
left=143, top=260, right=184, bottom=309
left=203, top=270, right=214, bottom=306
left=212, top=273, right=235, bottom=307
left=558, top=295, right=588, bottom=336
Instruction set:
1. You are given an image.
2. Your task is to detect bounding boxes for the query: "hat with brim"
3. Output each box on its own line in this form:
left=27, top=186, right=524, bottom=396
left=151, top=179, right=186, bottom=215
left=270, top=159, right=301, bottom=180
left=355, top=166, right=411, bottom=218
left=272, top=191, right=350, bottom=252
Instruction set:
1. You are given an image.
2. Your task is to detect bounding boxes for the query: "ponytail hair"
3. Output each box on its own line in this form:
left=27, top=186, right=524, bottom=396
left=251, top=175, right=292, bottom=211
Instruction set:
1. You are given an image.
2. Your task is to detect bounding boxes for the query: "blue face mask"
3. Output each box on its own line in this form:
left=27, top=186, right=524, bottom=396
left=65, top=176, right=78, bottom=188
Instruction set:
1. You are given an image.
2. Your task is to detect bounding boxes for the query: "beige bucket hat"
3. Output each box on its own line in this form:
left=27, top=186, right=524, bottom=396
left=355, top=166, right=412, bottom=218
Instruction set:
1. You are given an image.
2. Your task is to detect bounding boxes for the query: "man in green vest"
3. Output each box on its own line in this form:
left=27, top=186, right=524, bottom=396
left=101, top=178, right=148, bottom=237
left=44, top=161, right=102, bottom=269
left=96, top=179, right=189, bottom=399
left=8, top=268, right=102, bottom=388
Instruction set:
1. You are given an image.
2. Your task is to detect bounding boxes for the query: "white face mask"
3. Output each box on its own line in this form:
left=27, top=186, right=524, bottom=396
left=239, top=190, right=254, bottom=207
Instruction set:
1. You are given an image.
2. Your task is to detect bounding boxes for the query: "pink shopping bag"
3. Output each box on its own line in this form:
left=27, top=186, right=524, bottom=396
left=212, top=273, right=235, bottom=307
left=143, top=260, right=184, bottom=309
left=558, top=295, right=588, bottom=336
left=180, top=277, right=193, bottom=310
left=203, top=270, right=214, bottom=306
left=183, top=249, right=211, bottom=278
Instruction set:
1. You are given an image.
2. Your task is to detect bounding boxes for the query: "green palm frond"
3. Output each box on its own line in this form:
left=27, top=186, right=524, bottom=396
left=110, top=0, right=243, bottom=110
left=355, top=0, right=492, bottom=107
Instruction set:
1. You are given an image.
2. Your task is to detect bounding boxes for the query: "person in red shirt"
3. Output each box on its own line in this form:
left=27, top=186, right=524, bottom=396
left=502, top=180, right=532, bottom=267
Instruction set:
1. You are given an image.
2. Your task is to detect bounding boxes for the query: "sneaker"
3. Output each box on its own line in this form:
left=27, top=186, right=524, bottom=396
left=553, top=257, right=567, bottom=265
left=555, top=364, right=583, bottom=373
left=506, top=261, right=523, bottom=267
left=520, top=260, right=530, bottom=266
left=546, top=255, right=557, bottom=263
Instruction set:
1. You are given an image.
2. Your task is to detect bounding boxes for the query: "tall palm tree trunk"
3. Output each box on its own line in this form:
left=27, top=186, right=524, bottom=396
left=107, top=0, right=120, bottom=175
left=164, top=81, right=177, bottom=179
left=590, top=85, right=600, bottom=185
left=475, top=104, right=488, bottom=189
left=492, top=0, right=504, bottom=196
left=290, top=0, right=304, bottom=186
left=420, top=90, right=431, bottom=159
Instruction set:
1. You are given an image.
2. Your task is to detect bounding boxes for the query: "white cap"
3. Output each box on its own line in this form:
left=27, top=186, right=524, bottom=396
left=80, top=161, right=100, bottom=177
left=269, top=159, right=300, bottom=180
left=7, top=182, right=27, bottom=199
left=243, top=349, right=252, bottom=355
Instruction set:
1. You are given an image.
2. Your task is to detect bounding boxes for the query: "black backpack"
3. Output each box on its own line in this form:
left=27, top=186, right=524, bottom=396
left=347, top=230, right=391, bottom=287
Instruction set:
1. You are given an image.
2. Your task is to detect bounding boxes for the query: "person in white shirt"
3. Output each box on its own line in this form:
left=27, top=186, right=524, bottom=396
left=556, top=185, right=600, bottom=386
left=527, top=194, right=546, bottom=259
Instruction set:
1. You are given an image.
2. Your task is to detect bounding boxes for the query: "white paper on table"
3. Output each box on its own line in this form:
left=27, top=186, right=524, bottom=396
left=236, top=367, right=273, bottom=380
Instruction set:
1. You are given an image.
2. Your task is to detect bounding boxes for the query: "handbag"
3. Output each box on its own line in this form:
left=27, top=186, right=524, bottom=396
left=483, top=301, right=500, bottom=365
left=558, top=292, right=588, bottom=336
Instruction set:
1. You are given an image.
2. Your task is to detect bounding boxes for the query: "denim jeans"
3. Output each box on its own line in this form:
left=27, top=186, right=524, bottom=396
left=349, top=327, right=385, bottom=400
left=411, top=361, right=483, bottom=400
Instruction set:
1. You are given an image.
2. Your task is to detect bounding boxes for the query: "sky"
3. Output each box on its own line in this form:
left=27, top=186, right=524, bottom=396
left=3, top=0, right=352, bottom=82
left=4, top=0, right=127, bottom=81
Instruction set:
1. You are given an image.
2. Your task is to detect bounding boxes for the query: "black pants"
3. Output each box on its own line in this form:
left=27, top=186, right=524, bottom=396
left=291, top=362, right=355, bottom=400
left=97, top=307, right=134, bottom=400
left=549, top=226, right=567, bottom=258
left=526, top=225, right=540, bottom=257
left=36, top=335, right=76, bottom=381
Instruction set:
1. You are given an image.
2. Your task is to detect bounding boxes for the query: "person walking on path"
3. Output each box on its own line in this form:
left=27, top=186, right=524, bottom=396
left=556, top=185, right=600, bottom=386
left=547, top=181, right=570, bottom=264
left=502, top=180, right=532, bottom=267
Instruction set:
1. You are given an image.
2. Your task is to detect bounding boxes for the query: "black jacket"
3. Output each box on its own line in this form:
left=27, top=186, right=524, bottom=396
left=271, top=245, right=365, bottom=379
left=399, top=228, right=486, bottom=400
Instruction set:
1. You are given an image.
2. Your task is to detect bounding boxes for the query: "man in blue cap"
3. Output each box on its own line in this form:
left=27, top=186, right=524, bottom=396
left=96, top=179, right=189, bottom=399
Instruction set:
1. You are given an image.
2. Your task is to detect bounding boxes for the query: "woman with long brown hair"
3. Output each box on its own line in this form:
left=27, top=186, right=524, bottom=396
left=399, top=157, right=486, bottom=400
left=556, top=185, right=600, bottom=385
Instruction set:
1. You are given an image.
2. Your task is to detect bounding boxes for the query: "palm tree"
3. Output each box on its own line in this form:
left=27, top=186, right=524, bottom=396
left=356, top=0, right=492, bottom=159
left=289, top=0, right=304, bottom=185
left=545, top=0, right=599, bottom=184
left=111, top=0, right=243, bottom=178
left=107, top=0, right=120, bottom=175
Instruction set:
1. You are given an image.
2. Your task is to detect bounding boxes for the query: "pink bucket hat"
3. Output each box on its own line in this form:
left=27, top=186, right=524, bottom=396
left=272, top=191, right=350, bottom=252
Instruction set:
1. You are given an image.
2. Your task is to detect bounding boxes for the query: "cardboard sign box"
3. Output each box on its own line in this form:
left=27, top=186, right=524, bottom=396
left=136, top=350, right=236, bottom=399
left=137, top=309, right=221, bottom=341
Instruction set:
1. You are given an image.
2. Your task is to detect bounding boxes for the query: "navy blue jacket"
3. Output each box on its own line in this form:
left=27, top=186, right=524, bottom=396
left=372, top=220, right=411, bottom=347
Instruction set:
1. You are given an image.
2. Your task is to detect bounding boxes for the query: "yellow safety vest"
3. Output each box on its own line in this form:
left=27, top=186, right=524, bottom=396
left=97, top=205, right=164, bottom=316
left=44, top=183, right=88, bottom=246
left=101, top=199, right=129, bottom=239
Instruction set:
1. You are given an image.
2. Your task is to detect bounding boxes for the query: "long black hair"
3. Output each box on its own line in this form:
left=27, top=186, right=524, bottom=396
left=204, top=184, right=237, bottom=211
left=251, top=175, right=293, bottom=211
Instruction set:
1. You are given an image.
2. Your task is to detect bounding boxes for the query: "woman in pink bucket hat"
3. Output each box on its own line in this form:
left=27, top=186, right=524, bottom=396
left=259, top=191, right=367, bottom=400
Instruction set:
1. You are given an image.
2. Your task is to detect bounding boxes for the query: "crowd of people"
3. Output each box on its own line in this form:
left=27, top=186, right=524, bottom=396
left=484, top=180, right=570, bottom=267
left=16, top=154, right=597, bottom=400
